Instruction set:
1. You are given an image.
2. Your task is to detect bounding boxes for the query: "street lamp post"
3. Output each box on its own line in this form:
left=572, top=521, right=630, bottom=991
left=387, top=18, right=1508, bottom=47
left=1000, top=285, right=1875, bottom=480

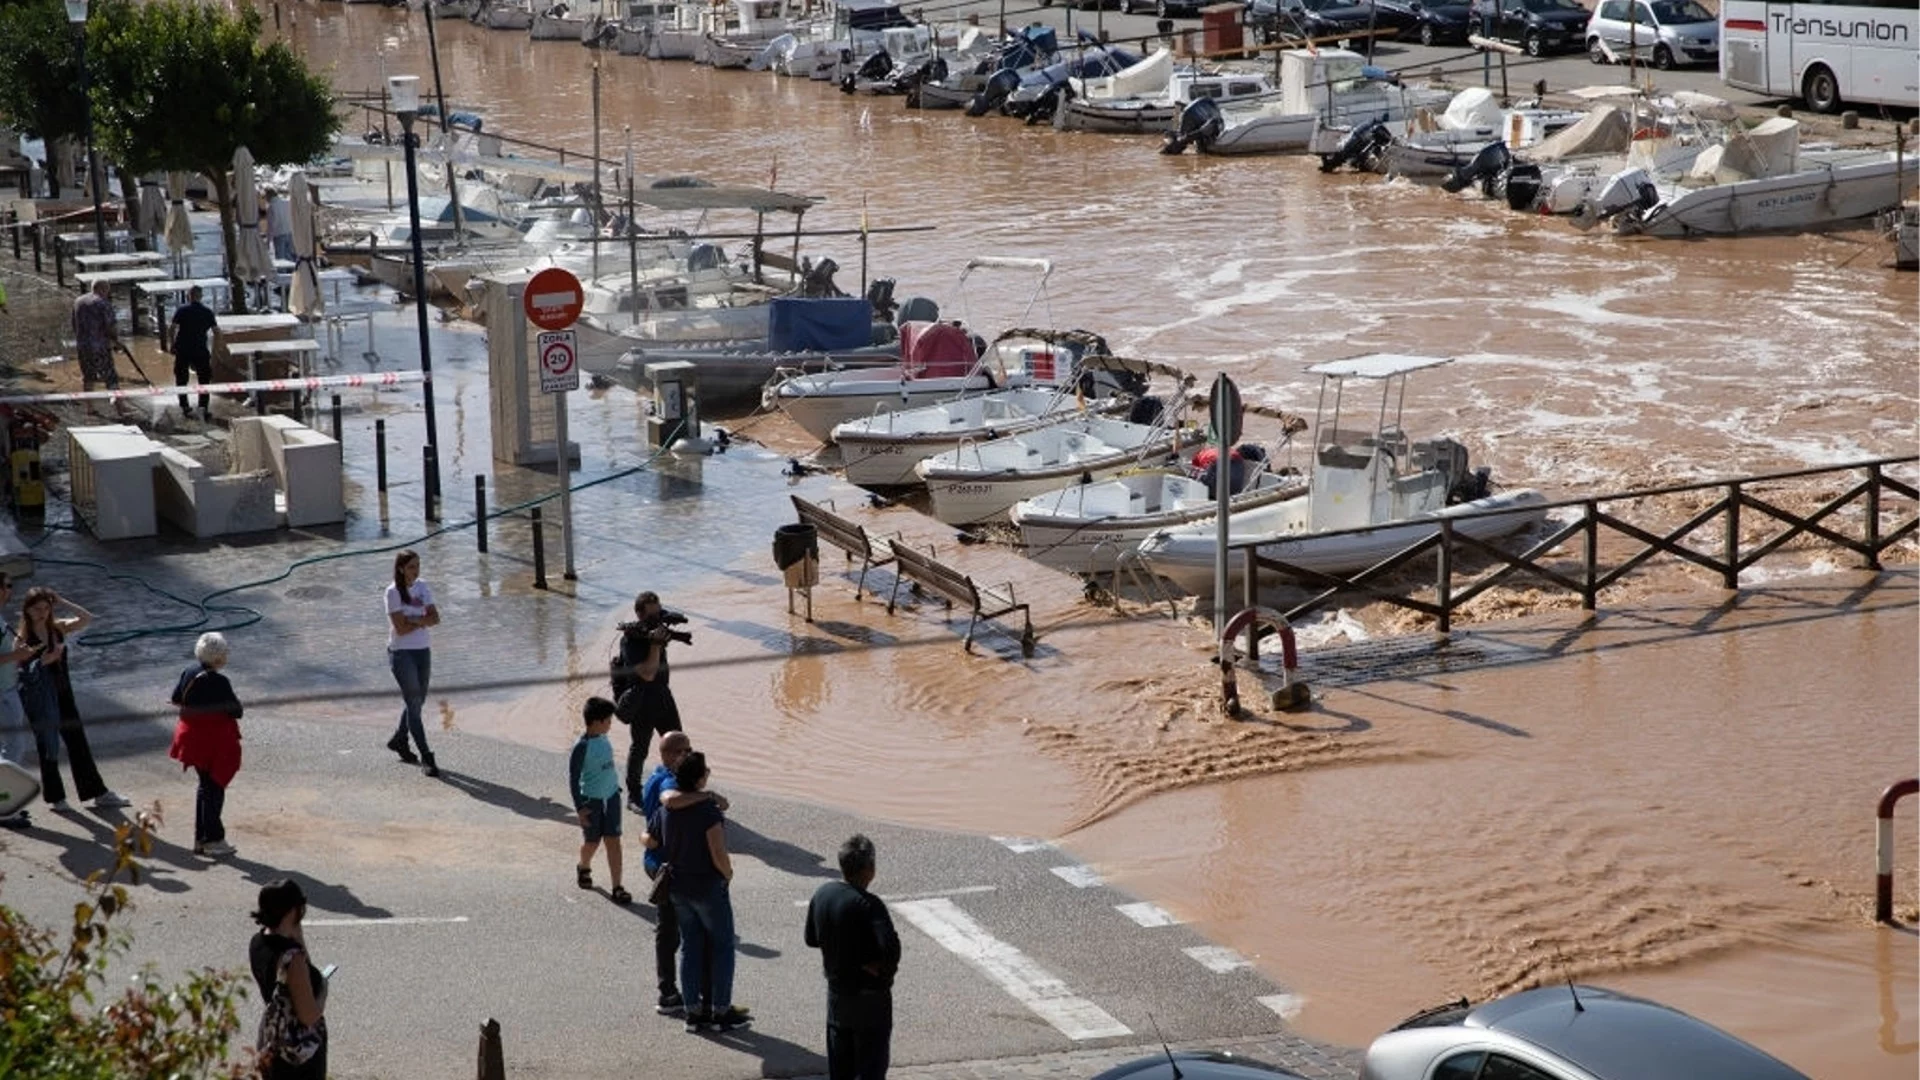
left=64, top=0, right=107, bottom=253
left=389, top=75, right=442, bottom=517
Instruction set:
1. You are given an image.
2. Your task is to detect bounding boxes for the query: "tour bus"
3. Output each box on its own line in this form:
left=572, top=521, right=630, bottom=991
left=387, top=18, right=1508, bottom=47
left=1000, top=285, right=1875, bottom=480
left=1720, top=0, right=1920, bottom=113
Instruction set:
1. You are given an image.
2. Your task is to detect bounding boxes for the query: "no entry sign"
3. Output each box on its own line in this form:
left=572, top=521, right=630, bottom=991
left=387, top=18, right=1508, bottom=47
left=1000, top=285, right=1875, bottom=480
left=538, top=330, right=579, bottom=394
left=524, top=267, right=585, bottom=331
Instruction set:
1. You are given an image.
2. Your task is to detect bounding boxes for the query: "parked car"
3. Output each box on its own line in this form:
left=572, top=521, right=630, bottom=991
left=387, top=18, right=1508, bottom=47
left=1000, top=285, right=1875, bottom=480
left=1372, top=0, right=1475, bottom=43
left=1584, top=0, right=1718, bottom=69
left=1093, top=1051, right=1310, bottom=1080
left=1360, top=986, right=1813, bottom=1080
left=1245, top=0, right=1419, bottom=45
left=1468, top=0, right=1591, bottom=55
left=1122, top=0, right=1210, bottom=15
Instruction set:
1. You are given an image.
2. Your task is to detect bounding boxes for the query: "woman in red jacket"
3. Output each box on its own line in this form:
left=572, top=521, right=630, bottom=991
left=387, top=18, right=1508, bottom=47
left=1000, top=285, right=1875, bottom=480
left=169, top=632, right=244, bottom=858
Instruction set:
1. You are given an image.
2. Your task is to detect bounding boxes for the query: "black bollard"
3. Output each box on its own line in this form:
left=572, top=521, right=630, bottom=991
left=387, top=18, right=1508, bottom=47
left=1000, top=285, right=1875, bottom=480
left=31, top=227, right=40, bottom=273
left=54, top=238, right=63, bottom=288
left=474, top=475, right=488, bottom=553
left=531, top=507, right=548, bottom=590
left=9, top=220, right=17, bottom=260
left=375, top=419, right=388, bottom=492
left=331, top=394, right=343, bottom=441
left=423, top=445, right=439, bottom=523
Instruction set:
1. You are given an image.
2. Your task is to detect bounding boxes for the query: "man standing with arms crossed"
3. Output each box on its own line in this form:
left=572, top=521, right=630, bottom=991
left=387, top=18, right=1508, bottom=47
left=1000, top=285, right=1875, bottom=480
left=805, top=834, right=900, bottom=1080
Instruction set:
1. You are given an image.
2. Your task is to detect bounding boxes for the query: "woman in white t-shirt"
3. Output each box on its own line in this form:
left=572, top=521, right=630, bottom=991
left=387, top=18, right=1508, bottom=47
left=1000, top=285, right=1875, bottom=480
left=384, top=550, right=440, bottom=777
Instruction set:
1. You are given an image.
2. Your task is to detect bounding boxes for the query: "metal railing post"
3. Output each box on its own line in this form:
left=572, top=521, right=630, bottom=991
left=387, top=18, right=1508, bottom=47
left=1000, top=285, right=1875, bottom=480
left=1877, top=778, right=1918, bottom=924
left=1582, top=499, right=1599, bottom=610
left=423, top=445, right=440, bottom=523
left=474, top=475, right=488, bottom=553
left=1723, top=481, right=1741, bottom=589
left=1865, top=463, right=1882, bottom=570
left=531, top=507, right=549, bottom=590
left=1436, top=518, right=1454, bottom=636
left=375, top=419, right=388, bottom=492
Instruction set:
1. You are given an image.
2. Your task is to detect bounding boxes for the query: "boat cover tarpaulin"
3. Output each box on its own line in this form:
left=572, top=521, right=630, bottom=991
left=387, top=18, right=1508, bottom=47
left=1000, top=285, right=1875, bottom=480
left=900, top=321, right=976, bottom=377
left=1526, top=104, right=1630, bottom=163
left=767, top=297, right=873, bottom=352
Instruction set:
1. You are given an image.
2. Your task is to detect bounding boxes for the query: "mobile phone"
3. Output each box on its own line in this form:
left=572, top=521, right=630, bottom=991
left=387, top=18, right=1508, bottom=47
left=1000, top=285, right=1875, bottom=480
left=320, top=964, right=338, bottom=981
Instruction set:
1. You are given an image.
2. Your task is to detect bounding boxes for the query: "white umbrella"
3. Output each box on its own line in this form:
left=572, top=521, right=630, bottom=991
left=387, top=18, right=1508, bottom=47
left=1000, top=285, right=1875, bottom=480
left=164, top=171, right=196, bottom=279
left=136, top=179, right=167, bottom=246
left=231, top=145, right=272, bottom=285
left=287, top=171, right=323, bottom=321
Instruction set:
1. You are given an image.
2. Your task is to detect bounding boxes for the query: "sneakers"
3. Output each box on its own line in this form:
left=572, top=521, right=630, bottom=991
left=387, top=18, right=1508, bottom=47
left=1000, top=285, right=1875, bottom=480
left=656, top=990, right=685, bottom=1016
left=386, top=734, right=420, bottom=765
left=90, top=791, right=131, bottom=810
left=0, top=811, right=29, bottom=830
left=684, top=1009, right=709, bottom=1034
left=576, top=865, right=593, bottom=890
left=195, top=840, right=237, bottom=858
left=709, top=1006, right=752, bottom=1032
left=45, top=799, right=68, bottom=812
left=420, top=754, right=440, bottom=779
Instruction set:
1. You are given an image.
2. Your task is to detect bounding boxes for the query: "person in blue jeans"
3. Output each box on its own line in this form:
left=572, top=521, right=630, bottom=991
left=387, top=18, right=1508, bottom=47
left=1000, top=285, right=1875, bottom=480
left=640, top=731, right=731, bottom=1018
left=661, top=751, right=749, bottom=1033
left=570, top=697, right=630, bottom=905
left=383, top=550, right=440, bottom=777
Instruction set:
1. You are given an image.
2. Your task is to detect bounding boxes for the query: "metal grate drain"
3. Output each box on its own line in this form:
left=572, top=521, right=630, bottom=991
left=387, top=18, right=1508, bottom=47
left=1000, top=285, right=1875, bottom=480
left=1288, top=633, right=1546, bottom=689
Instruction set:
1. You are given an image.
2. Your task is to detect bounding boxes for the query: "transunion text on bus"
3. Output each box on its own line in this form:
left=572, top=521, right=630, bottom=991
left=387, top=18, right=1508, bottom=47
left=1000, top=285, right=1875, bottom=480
left=1768, top=12, right=1912, bottom=41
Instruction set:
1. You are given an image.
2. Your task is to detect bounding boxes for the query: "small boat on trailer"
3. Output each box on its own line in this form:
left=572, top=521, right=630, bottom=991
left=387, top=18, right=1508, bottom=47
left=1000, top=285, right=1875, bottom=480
left=1135, top=354, right=1547, bottom=594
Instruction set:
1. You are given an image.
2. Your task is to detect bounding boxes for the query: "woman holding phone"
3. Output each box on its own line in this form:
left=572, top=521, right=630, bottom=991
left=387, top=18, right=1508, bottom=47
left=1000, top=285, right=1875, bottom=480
left=250, top=879, right=329, bottom=1079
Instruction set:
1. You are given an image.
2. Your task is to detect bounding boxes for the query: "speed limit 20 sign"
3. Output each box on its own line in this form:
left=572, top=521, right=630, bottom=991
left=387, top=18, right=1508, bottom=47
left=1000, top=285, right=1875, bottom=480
left=538, top=330, right=579, bottom=394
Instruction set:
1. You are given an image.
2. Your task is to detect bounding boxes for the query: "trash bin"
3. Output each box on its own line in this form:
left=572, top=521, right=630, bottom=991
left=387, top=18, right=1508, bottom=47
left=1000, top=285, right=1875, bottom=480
left=773, top=523, right=819, bottom=589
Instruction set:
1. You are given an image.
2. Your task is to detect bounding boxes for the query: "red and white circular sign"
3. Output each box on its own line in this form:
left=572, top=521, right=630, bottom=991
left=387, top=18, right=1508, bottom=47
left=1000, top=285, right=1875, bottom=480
left=523, top=267, right=585, bottom=331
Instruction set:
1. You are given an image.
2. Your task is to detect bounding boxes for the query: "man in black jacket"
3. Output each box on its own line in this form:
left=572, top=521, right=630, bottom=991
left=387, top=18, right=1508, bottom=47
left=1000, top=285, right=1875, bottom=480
left=804, top=834, right=900, bottom=1080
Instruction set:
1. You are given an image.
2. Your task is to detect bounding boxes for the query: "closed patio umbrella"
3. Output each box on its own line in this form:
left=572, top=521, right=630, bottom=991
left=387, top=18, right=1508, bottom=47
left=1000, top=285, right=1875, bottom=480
left=231, top=145, right=272, bottom=286
left=136, top=179, right=167, bottom=249
left=286, top=171, right=324, bottom=322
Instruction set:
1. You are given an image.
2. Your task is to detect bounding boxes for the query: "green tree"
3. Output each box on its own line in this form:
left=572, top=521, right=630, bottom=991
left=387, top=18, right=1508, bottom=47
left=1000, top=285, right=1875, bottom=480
left=0, top=0, right=89, bottom=197
left=86, top=0, right=340, bottom=310
left=0, top=811, right=253, bottom=1079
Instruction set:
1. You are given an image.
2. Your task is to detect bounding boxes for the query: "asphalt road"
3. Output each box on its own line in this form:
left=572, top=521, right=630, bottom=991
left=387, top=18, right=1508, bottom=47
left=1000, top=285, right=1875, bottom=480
left=0, top=713, right=1354, bottom=1079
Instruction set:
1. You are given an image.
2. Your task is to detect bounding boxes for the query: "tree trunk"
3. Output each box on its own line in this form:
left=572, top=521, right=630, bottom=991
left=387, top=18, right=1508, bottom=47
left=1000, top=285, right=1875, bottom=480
left=51, top=137, right=76, bottom=199
left=210, top=168, right=249, bottom=315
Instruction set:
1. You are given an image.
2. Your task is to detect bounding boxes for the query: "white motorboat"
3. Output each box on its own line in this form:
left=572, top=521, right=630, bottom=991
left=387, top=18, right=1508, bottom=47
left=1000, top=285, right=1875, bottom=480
left=1888, top=202, right=1919, bottom=270
left=1161, top=49, right=1449, bottom=156
left=1013, top=467, right=1308, bottom=574
left=1136, top=354, right=1547, bottom=595
left=1324, top=88, right=1587, bottom=179
left=530, top=2, right=588, bottom=39
left=919, top=407, right=1200, bottom=525
left=1056, top=58, right=1275, bottom=136
left=473, top=0, right=534, bottom=29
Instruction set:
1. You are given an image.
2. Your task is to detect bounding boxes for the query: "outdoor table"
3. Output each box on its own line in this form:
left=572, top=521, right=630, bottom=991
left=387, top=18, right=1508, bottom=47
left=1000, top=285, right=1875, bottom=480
left=75, top=251, right=166, bottom=272
left=74, top=268, right=168, bottom=335
left=214, top=312, right=302, bottom=339
left=134, top=277, right=233, bottom=338
left=321, top=297, right=390, bottom=363
left=225, top=339, right=321, bottom=414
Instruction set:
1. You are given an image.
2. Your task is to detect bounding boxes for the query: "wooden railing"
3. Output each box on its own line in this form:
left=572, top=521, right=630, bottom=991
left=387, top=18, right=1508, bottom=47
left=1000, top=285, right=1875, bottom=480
left=1230, top=456, right=1918, bottom=635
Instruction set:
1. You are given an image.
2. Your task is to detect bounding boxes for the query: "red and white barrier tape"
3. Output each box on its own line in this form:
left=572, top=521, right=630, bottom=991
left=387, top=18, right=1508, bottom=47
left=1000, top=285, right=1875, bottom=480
left=0, top=370, right=428, bottom=406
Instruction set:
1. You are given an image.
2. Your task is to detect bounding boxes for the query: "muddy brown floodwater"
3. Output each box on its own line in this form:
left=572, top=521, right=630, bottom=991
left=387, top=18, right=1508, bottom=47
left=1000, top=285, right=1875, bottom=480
left=290, top=6, right=1916, bottom=1076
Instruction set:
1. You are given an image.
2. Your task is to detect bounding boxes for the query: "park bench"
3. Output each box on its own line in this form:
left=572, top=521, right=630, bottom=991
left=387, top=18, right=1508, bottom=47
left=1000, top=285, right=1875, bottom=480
left=790, top=495, right=896, bottom=601
left=886, top=540, right=1036, bottom=658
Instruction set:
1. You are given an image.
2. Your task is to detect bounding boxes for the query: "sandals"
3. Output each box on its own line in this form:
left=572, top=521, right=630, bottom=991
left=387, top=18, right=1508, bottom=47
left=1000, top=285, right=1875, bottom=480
left=611, top=885, right=633, bottom=906
left=576, top=865, right=593, bottom=890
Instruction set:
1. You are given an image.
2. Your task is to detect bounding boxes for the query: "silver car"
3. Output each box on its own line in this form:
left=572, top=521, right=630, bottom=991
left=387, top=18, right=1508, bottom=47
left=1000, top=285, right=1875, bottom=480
left=1584, top=0, right=1718, bottom=70
left=1360, top=985, right=1812, bottom=1080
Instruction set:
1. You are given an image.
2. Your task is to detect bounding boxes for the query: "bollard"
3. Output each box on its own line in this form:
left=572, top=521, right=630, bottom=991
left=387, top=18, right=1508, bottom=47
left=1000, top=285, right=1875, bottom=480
left=375, top=419, right=388, bottom=492
left=331, top=393, right=343, bottom=441
left=531, top=507, right=548, bottom=590
left=1877, top=778, right=1918, bottom=924
left=1777, top=103, right=1793, bottom=118
left=9, top=221, right=16, bottom=260
left=31, top=226, right=41, bottom=273
left=1841, top=110, right=1859, bottom=130
left=424, top=445, right=440, bottom=523
left=474, top=475, right=488, bottom=553
left=54, top=238, right=64, bottom=288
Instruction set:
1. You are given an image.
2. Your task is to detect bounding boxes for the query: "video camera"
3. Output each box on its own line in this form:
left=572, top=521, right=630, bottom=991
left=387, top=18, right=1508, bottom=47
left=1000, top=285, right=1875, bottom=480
left=619, top=609, right=692, bottom=646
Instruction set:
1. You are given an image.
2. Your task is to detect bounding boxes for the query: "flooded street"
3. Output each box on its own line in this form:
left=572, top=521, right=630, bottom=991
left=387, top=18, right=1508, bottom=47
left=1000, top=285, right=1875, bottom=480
left=287, top=6, right=1916, bottom=1076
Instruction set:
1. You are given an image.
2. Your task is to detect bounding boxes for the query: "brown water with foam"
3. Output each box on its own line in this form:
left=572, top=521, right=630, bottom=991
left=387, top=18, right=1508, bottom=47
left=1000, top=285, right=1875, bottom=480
left=292, top=8, right=1917, bottom=1075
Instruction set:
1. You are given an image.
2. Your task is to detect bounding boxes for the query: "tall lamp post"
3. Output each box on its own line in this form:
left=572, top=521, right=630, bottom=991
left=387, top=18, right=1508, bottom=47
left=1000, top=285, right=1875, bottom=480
left=389, top=75, right=442, bottom=516
left=64, top=0, right=107, bottom=253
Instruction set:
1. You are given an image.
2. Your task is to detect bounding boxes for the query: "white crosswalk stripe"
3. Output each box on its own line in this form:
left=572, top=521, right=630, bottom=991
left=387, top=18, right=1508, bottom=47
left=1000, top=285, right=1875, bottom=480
left=991, top=835, right=1055, bottom=854
left=1115, top=901, right=1183, bottom=927
left=895, top=897, right=1132, bottom=1041
left=1050, top=865, right=1105, bottom=888
left=1257, top=993, right=1306, bottom=1021
left=1183, top=945, right=1253, bottom=973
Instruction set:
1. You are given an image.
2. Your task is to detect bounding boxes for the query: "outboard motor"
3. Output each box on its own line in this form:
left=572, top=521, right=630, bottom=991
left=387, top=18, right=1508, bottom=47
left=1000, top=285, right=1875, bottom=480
left=1503, top=163, right=1544, bottom=211
left=1569, top=167, right=1659, bottom=231
left=1318, top=116, right=1392, bottom=173
left=1162, top=97, right=1225, bottom=156
left=966, top=68, right=1021, bottom=117
left=1027, top=82, right=1066, bottom=126
left=1127, top=395, right=1165, bottom=426
left=1441, top=140, right=1511, bottom=195
left=865, top=278, right=898, bottom=323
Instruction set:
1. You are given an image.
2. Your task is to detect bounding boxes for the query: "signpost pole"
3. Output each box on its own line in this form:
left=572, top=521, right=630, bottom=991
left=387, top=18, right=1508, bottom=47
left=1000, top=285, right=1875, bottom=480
left=524, top=267, right=585, bottom=584
left=556, top=386, right=576, bottom=580
left=1210, top=374, right=1243, bottom=634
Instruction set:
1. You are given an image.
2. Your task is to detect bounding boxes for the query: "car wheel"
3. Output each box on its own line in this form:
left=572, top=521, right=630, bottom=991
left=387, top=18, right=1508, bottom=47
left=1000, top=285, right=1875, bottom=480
left=1803, top=64, right=1842, bottom=114
left=1523, top=27, right=1544, bottom=56
left=1420, top=21, right=1436, bottom=45
left=1587, top=36, right=1607, bottom=63
left=1652, top=43, right=1675, bottom=69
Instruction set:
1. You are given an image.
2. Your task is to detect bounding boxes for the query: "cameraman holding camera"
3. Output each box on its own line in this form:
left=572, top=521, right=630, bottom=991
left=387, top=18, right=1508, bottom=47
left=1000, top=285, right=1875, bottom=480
left=611, top=591, right=687, bottom=804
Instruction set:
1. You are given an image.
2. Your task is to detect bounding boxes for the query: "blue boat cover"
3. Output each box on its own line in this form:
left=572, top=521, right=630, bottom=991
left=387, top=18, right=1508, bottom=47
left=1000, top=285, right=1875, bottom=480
left=767, top=297, right=874, bottom=352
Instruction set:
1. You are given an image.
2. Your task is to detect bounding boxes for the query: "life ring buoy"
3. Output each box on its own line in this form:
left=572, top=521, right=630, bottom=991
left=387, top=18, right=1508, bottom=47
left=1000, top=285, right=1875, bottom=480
left=1219, top=606, right=1310, bottom=718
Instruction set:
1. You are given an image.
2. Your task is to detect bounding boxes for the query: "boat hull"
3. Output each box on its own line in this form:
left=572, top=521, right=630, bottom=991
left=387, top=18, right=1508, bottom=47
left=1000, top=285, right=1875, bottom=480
left=1630, top=153, right=1920, bottom=237
left=1013, top=471, right=1307, bottom=574
left=613, top=345, right=898, bottom=411
left=920, top=426, right=1192, bottom=525
left=1138, top=489, right=1549, bottom=594
left=1054, top=100, right=1179, bottom=135
left=772, top=373, right=1002, bottom=444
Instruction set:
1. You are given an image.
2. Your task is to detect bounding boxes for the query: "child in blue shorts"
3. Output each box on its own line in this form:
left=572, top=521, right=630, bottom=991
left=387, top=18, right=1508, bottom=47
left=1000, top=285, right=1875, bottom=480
left=571, top=697, right=630, bottom=905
